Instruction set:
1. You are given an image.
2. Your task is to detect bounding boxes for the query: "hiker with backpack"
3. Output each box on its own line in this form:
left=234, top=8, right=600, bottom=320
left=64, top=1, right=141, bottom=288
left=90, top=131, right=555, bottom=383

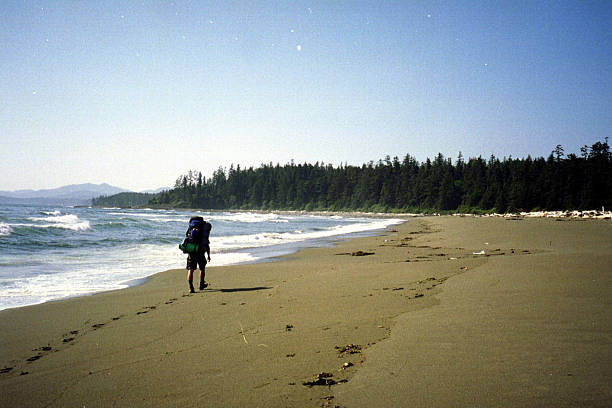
left=179, top=216, right=211, bottom=293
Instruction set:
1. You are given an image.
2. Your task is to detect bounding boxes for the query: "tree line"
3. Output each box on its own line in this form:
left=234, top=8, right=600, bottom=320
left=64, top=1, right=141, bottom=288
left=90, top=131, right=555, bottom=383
left=108, top=139, right=611, bottom=213
left=92, top=192, right=160, bottom=208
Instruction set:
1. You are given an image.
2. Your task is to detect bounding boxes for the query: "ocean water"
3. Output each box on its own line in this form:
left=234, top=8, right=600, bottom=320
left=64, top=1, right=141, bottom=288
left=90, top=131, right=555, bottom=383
left=0, top=205, right=402, bottom=311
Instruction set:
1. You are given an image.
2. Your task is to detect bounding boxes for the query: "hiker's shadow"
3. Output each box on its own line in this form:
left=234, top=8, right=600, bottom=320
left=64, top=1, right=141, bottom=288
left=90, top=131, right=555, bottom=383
left=205, top=286, right=272, bottom=293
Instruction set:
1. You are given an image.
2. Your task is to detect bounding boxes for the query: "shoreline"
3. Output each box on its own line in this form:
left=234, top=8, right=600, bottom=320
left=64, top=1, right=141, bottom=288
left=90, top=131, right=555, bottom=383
left=98, top=204, right=612, bottom=220
left=0, top=208, right=404, bottom=312
left=1, top=216, right=610, bottom=407
left=0, top=215, right=403, bottom=313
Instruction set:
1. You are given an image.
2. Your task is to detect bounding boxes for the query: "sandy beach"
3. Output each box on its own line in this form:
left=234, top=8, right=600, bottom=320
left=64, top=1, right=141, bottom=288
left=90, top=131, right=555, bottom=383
left=1, top=216, right=610, bottom=407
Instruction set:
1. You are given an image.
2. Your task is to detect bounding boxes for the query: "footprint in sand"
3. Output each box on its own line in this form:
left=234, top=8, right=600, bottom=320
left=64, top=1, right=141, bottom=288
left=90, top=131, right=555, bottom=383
left=62, top=330, right=78, bottom=343
left=1, top=366, right=14, bottom=374
left=137, top=306, right=158, bottom=315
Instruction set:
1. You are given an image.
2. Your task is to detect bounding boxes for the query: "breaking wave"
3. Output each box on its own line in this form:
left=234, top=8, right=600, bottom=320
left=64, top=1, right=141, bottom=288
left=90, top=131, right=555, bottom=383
left=214, top=218, right=402, bottom=250
left=41, top=210, right=62, bottom=216
left=27, top=214, right=91, bottom=231
left=0, top=223, right=12, bottom=236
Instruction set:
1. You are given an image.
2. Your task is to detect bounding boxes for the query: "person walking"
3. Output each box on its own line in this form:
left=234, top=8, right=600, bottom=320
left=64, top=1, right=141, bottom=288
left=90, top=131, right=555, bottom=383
left=184, top=216, right=211, bottom=293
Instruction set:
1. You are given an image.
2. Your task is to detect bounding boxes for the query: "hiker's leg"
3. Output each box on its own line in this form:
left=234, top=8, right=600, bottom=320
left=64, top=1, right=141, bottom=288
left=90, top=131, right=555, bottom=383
left=199, top=266, right=206, bottom=289
left=187, top=269, right=195, bottom=293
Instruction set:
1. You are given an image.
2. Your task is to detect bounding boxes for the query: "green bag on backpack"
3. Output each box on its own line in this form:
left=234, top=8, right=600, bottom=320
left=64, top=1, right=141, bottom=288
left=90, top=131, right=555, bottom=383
left=179, top=240, right=200, bottom=254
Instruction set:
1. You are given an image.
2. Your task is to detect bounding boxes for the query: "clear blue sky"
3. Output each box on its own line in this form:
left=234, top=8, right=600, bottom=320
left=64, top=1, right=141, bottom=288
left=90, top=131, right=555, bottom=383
left=1, top=1, right=610, bottom=191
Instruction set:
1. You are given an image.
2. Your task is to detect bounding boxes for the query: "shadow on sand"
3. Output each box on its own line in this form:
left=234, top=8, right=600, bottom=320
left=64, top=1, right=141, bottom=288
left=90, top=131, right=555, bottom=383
left=204, top=286, right=272, bottom=293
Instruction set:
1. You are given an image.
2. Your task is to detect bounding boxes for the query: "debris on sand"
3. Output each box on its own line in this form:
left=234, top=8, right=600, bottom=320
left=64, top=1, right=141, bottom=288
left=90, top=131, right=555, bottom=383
left=335, top=344, right=362, bottom=354
left=321, top=395, right=336, bottom=406
left=335, top=250, right=375, bottom=256
left=351, top=251, right=375, bottom=256
left=303, top=372, right=336, bottom=387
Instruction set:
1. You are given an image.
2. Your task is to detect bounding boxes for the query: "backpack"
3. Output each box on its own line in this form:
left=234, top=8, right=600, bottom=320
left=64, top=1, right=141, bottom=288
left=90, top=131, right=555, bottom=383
left=179, top=216, right=211, bottom=254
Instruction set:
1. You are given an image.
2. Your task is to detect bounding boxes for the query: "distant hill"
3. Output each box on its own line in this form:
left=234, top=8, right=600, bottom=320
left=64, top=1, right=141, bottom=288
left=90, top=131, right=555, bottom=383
left=0, top=183, right=129, bottom=206
left=139, top=187, right=172, bottom=194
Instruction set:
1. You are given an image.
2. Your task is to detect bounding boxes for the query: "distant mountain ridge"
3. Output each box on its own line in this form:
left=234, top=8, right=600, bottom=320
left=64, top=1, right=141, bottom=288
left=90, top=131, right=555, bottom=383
left=0, top=183, right=127, bottom=198
left=139, top=187, right=172, bottom=194
left=0, top=183, right=130, bottom=206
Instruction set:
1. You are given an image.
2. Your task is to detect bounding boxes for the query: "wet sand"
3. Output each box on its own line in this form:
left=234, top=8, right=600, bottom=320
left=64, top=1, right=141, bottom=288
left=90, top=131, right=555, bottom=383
left=0, top=216, right=610, bottom=407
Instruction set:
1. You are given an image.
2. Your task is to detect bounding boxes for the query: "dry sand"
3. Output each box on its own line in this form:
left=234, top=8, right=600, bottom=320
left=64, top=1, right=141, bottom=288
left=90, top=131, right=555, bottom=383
left=0, top=216, right=610, bottom=407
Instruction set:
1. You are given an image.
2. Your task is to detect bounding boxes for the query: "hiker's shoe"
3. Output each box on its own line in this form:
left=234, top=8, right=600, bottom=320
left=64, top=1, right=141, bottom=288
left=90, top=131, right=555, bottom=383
left=200, top=282, right=208, bottom=290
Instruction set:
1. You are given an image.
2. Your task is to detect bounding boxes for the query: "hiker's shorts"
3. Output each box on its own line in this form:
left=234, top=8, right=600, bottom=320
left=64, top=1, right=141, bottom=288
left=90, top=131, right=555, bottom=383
left=186, top=252, right=207, bottom=270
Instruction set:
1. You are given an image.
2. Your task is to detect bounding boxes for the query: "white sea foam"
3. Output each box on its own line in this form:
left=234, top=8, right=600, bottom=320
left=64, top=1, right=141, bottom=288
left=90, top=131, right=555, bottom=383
left=213, top=252, right=259, bottom=265
left=27, top=214, right=91, bottom=231
left=0, top=223, right=13, bottom=236
left=110, top=211, right=294, bottom=224
left=209, top=212, right=291, bottom=223
left=121, top=243, right=260, bottom=273
left=213, top=218, right=403, bottom=250
left=0, top=241, right=262, bottom=310
left=108, top=211, right=174, bottom=219
left=0, top=268, right=134, bottom=310
left=107, top=211, right=186, bottom=224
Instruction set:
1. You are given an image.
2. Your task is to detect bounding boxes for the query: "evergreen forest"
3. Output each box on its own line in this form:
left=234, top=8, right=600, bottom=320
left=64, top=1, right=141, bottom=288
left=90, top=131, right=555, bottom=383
left=104, top=140, right=612, bottom=213
left=92, top=192, right=160, bottom=208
